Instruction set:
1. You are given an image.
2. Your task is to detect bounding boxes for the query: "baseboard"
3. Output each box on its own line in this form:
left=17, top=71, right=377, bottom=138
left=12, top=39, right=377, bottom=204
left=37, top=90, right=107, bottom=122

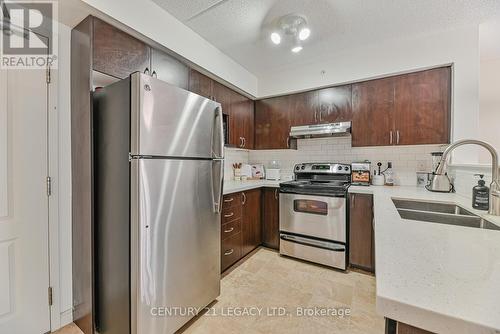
left=60, top=308, right=73, bottom=327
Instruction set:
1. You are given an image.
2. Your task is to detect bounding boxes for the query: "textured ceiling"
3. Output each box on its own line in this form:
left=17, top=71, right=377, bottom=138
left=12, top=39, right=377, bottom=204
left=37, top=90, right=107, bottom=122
left=153, top=0, right=500, bottom=75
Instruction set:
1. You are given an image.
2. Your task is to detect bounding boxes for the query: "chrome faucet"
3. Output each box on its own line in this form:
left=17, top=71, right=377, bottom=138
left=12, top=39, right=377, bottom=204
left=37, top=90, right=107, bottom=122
left=426, top=139, right=500, bottom=216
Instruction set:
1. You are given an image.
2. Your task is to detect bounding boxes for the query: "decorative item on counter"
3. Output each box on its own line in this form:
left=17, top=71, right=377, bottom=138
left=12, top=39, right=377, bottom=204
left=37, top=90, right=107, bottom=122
left=351, top=161, right=371, bottom=186
left=266, top=160, right=281, bottom=180
left=251, top=164, right=265, bottom=179
left=240, top=164, right=253, bottom=179
left=416, top=172, right=431, bottom=187
left=233, top=163, right=242, bottom=181
left=372, top=162, right=385, bottom=186
left=382, top=162, right=394, bottom=186
left=431, top=152, right=444, bottom=171
left=472, top=174, right=489, bottom=210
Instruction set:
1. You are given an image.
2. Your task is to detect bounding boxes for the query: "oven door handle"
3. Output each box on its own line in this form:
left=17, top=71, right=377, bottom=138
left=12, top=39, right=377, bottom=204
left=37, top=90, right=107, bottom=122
left=280, top=234, right=346, bottom=252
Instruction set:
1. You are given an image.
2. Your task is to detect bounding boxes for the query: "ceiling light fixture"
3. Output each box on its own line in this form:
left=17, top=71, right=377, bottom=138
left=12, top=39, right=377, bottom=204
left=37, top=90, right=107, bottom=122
left=298, top=27, right=310, bottom=41
left=269, top=14, right=310, bottom=53
left=270, top=32, right=281, bottom=45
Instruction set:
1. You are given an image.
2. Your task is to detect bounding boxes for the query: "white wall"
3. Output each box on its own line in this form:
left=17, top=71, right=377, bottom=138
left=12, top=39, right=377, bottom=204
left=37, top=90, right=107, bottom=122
left=79, top=0, right=258, bottom=97
left=57, top=23, right=73, bottom=325
left=478, top=57, right=500, bottom=163
left=257, top=26, right=481, bottom=165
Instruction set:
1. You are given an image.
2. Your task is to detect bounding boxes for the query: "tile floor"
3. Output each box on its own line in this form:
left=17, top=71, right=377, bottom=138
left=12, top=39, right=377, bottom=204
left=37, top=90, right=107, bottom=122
left=56, top=248, right=384, bottom=334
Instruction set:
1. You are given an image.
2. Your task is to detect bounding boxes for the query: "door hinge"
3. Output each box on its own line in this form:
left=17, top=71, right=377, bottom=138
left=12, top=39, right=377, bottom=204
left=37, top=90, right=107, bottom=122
left=48, top=286, right=53, bottom=306
left=46, top=66, right=51, bottom=84
left=46, top=176, right=52, bottom=196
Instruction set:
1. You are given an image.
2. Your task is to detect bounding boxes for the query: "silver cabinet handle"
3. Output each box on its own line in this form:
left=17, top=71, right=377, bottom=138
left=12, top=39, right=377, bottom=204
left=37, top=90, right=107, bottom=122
left=224, top=198, right=234, bottom=203
left=314, top=110, right=318, bottom=123
left=351, top=194, right=355, bottom=208
left=242, top=192, right=246, bottom=205
left=396, top=130, right=400, bottom=145
left=224, top=227, right=234, bottom=233
left=390, top=131, right=393, bottom=145
left=224, top=212, right=234, bottom=218
left=242, top=137, right=246, bottom=148
left=224, top=249, right=234, bottom=256
left=287, top=137, right=290, bottom=148
left=274, top=189, right=278, bottom=200
left=239, top=137, right=244, bottom=148
left=319, top=109, right=323, bottom=122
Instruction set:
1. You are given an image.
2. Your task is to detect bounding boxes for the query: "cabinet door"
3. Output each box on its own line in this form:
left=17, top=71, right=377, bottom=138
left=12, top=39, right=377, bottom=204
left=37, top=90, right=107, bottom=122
left=255, top=96, right=292, bottom=149
left=349, top=193, right=374, bottom=272
left=151, top=49, right=189, bottom=90
left=93, top=18, right=150, bottom=79
left=262, top=188, right=280, bottom=250
left=213, top=81, right=232, bottom=115
left=230, top=91, right=254, bottom=149
left=188, top=69, right=213, bottom=99
left=394, top=67, right=451, bottom=145
left=289, top=90, right=317, bottom=126
left=352, top=77, right=395, bottom=147
left=318, top=85, right=352, bottom=123
left=241, top=189, right=262, bottom=257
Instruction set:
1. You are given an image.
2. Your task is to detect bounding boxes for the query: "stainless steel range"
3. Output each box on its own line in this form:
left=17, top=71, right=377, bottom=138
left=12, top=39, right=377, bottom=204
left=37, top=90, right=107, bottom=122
left=279, top=163, right=351, bottom=270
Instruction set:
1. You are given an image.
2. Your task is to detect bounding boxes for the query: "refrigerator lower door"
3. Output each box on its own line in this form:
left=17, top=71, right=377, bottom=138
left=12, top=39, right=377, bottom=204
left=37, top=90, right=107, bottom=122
left=131, top=158, right=221, bottom=334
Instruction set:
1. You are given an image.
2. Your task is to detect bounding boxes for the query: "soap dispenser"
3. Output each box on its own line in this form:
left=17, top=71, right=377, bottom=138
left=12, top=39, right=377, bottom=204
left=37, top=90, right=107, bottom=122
left=472, top=174, right=489, bottom=210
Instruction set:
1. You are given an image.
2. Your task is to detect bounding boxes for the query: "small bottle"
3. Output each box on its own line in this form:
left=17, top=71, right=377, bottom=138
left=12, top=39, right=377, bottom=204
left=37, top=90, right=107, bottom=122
left=472, top=174, right=489, bottom=210
left=384, top=162, right=394, bottom=186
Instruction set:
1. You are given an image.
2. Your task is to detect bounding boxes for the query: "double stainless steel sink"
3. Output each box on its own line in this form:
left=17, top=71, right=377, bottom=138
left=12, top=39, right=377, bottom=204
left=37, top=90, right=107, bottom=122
left=392, top=199, right=500, bottom=231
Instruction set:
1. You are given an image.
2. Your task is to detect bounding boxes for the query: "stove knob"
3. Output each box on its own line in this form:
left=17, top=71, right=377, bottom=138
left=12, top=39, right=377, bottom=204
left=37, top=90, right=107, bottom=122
left=301, top=165, right=306, bottom=170
left=295, top=165, right=300, bottom=171
left=344, top=166, right=349, bottom=171
left=337, top=166, right=342, bottom=171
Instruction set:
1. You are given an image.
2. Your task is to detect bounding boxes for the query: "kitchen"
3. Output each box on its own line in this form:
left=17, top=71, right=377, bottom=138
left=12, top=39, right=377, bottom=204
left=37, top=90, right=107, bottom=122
left=1, top=1, right=500, bottom=334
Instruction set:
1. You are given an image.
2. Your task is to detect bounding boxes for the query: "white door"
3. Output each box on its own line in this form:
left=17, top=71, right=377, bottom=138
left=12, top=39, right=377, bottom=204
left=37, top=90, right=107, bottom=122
left=0, top=65, right=51, bottom=333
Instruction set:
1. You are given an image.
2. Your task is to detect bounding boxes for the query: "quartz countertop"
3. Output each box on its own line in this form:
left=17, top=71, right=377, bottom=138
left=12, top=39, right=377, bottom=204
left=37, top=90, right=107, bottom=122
left=223, top=179, right=282, bottom=195
left=348, top=185, right=500, bottom=334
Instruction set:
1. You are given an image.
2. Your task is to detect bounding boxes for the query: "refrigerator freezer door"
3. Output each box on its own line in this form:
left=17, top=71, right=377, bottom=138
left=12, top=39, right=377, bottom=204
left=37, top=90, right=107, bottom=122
left=130, top=159, right=221, bottom=334
left=131, top=73, right=223, bottom=159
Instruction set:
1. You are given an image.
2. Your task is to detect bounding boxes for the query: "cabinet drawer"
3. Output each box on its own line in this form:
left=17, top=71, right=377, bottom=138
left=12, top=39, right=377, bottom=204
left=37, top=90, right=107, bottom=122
left=222, top=193, right=242, bottom=208
left=221, top=219, right=241, bottom=240
left=221, top=205, right=241, bottom=224
left=221, top=232, right=242, bottom=272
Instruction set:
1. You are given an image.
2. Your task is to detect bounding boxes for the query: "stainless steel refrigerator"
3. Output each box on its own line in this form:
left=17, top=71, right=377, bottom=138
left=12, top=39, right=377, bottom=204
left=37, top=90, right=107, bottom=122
left=93, top=72, right=223, bottom=334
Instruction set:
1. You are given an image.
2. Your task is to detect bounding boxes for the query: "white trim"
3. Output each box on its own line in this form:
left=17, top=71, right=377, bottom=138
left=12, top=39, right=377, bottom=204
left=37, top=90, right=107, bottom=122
left=59, top=308, right=73, bottom=328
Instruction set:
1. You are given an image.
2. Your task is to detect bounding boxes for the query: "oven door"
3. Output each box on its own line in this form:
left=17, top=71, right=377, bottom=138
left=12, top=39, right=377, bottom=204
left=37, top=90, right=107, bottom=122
left=279, top=193, right=346, bottom=243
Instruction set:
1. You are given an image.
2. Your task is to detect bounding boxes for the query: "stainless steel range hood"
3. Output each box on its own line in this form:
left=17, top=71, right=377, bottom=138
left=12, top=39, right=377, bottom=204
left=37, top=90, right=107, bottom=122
left=289, top=121, right=351, bottom=139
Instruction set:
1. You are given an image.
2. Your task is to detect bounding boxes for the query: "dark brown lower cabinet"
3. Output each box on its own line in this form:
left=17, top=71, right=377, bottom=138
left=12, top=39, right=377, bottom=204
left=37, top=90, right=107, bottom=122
left=349, top=193, right=375, bottom=272
left=241, top=189, right=262, bottom=257
left=221, top=232, right=242, bottom=272
left=221, top=190, right=262, bottom=272
left=386, top=319, right=435, bottom=334
left=262, top=188, right=280, bottom=250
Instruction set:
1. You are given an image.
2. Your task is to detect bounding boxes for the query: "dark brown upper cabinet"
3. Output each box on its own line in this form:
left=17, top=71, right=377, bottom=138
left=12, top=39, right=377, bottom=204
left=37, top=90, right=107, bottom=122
left=151, top=49, right=189, bottom=90
left=255, top=95, right=293, bottom=149
left=289, top=90, right=317, bottom=126
left=352, top=77, right=395, bottom=147
left=394, top=67, right=451, bottom=145
left=318, top=85, right=352, bottom=123
left=212, top=80, right=232, bottom=115
left=92, top=18, right=150, bottom=79
left=230, top=91, right=254, bottom=149
left=188, top=69, right=213, bottom=99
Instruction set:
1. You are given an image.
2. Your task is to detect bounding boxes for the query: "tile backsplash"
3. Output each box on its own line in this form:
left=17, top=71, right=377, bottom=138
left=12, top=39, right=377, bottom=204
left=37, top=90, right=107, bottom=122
left=225, top=137, right=445, bottom=185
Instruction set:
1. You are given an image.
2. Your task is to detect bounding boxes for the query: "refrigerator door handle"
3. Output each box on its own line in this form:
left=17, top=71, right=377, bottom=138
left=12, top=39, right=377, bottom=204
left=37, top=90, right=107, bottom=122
left=212, top=159, right=224, bottom=213
left=212, top=106, right=224, bottom=159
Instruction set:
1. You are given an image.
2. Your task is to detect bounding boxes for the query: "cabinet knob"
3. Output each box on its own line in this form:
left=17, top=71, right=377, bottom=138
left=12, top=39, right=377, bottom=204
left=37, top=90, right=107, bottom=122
left=224, top=249, right=234, bottom=256
left=224, top=212, right=234, bottom=218
left=224, top=227, right=234, bottom=233
left=241, top=192, right=246, bottom=205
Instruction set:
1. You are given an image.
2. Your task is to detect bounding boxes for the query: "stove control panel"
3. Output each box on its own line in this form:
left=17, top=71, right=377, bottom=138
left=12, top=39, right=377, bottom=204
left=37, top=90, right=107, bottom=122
left=294, top=163, right=351, bottom=174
